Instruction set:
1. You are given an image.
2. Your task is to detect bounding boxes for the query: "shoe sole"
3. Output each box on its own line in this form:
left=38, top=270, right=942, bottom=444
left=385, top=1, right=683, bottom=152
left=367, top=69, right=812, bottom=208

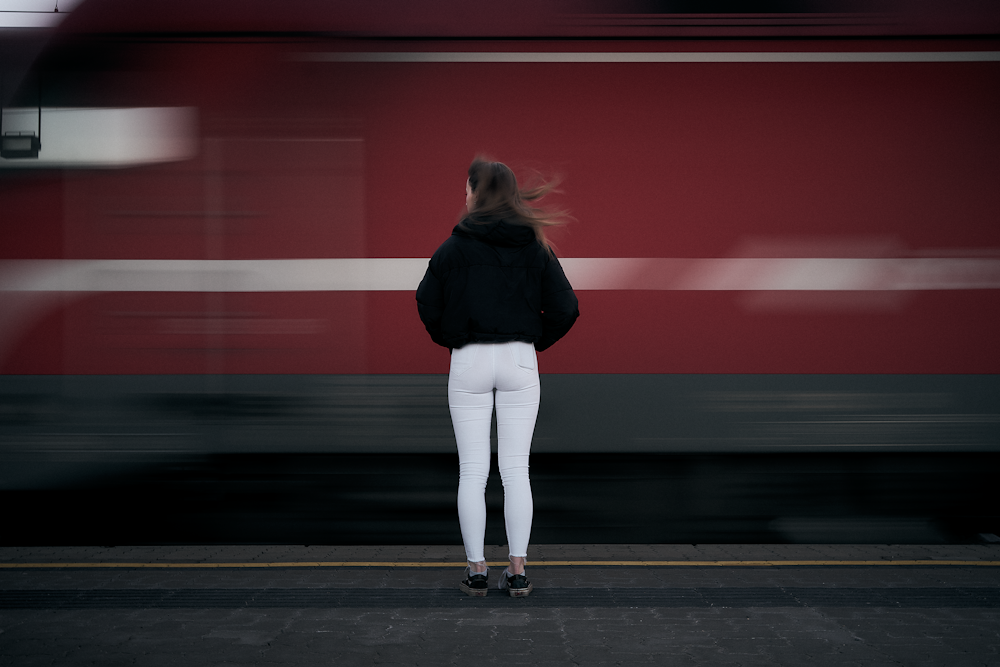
left=506, top=582, right=533, bottom=598
left=459, top=583, right=489, bottom=597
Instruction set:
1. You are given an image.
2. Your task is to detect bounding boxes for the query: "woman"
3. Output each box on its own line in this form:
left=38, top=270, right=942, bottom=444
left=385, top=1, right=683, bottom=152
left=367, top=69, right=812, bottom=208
left=416, top=157, right=579, bottom=597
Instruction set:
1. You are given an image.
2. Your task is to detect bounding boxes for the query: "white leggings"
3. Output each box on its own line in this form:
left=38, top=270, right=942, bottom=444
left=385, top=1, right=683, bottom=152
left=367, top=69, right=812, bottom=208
left=448, top=341, right=540, bottom=562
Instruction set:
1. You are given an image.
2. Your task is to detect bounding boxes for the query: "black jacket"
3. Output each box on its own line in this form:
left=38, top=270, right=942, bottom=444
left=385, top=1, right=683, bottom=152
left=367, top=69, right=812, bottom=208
left=416, top=216, right=579, bottom=351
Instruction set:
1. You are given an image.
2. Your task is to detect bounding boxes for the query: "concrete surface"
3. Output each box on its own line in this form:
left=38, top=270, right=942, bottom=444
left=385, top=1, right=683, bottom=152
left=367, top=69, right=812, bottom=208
left=1, top=544, right=997, bottom=666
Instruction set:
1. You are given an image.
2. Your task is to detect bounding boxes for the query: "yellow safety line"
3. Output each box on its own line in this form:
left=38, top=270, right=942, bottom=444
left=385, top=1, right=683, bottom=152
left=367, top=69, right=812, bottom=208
left=1, top=560, right=999, bottom=569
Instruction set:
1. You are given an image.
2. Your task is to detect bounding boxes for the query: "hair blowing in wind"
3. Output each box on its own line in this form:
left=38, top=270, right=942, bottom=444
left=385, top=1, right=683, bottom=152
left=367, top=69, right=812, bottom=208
left=463, top=156, right=570, bottom=255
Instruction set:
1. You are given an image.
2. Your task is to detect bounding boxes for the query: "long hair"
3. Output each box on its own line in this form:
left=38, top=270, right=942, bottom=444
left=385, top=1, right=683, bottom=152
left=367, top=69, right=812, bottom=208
left=463, top=156, right=568, bottom=255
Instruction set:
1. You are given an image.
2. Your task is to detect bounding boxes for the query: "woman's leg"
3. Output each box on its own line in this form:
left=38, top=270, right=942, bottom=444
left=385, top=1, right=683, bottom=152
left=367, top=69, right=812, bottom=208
left=447, top=344, right=494, bottom=569
left=495, top=342, right=540, bottom=573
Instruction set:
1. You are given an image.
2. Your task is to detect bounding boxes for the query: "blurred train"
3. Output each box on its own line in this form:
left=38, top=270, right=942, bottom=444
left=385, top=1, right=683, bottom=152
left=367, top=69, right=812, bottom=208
left=1, top=0, right=999, bottom=545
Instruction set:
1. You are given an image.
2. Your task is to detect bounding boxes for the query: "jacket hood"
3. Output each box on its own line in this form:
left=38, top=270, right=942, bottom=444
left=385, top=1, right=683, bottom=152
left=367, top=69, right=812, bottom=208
left=454, top=215, right=536, bottom=248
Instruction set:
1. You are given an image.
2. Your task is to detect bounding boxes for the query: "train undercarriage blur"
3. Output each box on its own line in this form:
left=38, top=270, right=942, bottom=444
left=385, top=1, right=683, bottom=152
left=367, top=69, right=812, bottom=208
left=3, top=374, right=997, bottom=545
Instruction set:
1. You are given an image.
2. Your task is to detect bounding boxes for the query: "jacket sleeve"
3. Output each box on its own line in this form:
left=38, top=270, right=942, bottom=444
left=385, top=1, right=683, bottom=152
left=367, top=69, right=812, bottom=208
left=537, top=254, right=579, bottom=352
left=416, top=261, right=449, bottom=348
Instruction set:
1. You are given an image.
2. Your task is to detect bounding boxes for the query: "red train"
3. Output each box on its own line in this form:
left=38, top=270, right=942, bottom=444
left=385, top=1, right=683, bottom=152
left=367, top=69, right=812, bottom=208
left=1, top=0, right=998, bottom=543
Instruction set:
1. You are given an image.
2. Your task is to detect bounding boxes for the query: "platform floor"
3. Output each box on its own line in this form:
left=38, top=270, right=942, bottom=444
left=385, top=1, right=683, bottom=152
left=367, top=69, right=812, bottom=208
left=1, top=544, right=998, bottom=666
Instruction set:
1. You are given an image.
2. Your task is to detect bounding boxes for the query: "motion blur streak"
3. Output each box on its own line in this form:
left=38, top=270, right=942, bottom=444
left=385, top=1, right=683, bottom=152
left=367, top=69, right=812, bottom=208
left=303, top=51, right=1000, bottom=63
left=0, top=107, right=197, bottom=168
left=564, top=257, right=1000, bottom=291
left=1, top=257, right=998, bottom=292
left=0, top=259, right=428, bottom=292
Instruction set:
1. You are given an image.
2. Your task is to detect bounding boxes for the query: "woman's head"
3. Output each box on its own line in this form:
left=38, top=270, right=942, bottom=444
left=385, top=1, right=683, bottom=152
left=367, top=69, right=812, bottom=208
left=467, top=159, right=520, bottom=214
left=463, top=156, right=568, bottom=253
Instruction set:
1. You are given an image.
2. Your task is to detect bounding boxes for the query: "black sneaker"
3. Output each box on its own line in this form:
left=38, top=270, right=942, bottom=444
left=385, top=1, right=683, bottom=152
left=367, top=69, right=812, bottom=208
left=459, top=567, right=489, bottom=597
left=498, top=567, right=533, bottom=597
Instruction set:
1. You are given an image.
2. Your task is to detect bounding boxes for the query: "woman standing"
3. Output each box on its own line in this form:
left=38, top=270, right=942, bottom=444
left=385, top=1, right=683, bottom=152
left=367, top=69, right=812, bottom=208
left=416, top=157, right=579, bottom=597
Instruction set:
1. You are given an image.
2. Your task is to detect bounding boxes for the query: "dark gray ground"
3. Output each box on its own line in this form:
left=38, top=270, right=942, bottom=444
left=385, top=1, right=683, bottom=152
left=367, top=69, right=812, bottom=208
left=1, top=544, right=998, bottom=666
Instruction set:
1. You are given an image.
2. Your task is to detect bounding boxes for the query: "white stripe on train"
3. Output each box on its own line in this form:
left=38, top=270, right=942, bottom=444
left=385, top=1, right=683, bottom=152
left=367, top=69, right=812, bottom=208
left=1, top=257, right=999, bottom=292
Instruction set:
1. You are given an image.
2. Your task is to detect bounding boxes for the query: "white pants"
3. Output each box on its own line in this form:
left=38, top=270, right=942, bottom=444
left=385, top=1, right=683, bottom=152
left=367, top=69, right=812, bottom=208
left=448, top=341, right=540, bottom=562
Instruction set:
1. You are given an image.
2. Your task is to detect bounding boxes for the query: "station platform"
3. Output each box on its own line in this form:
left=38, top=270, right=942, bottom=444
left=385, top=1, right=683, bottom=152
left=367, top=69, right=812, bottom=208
left=1, top=544, right=998, bottom=666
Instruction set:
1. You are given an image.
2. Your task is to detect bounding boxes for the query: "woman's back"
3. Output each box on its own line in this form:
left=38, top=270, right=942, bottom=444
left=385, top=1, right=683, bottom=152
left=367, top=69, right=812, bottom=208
left=417, top=214, right=577, bottom=351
